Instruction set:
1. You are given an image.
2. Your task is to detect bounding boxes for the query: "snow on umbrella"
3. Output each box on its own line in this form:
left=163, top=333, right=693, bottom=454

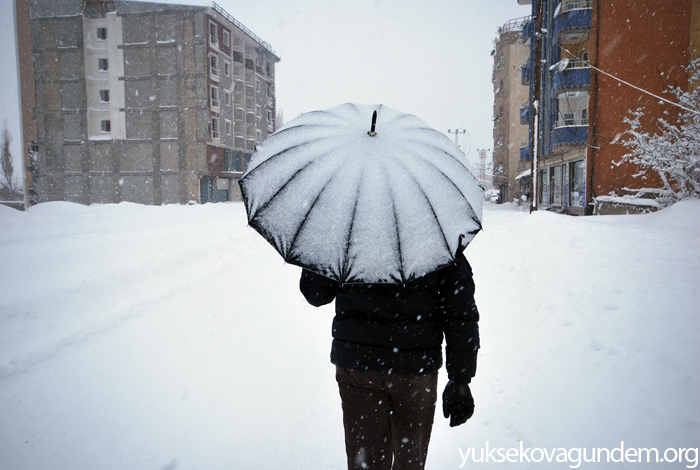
left=239, top=103, right=483, bottom=284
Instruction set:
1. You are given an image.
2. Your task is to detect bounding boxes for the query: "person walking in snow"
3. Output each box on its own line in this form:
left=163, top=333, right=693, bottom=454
left=300, top=252, right=480, bottom=470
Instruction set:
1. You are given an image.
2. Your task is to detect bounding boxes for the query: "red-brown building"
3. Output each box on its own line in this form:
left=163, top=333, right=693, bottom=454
left=519, top=0, right=698, bottom=214
left=588, top=0, right=691, bottom=211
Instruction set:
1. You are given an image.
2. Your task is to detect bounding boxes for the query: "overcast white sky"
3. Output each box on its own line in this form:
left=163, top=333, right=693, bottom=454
left=0, top=0, right=531, bottom=184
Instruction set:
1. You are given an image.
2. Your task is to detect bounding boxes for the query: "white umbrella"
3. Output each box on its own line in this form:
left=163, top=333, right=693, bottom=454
left=239, top=103, right=483, bottom=284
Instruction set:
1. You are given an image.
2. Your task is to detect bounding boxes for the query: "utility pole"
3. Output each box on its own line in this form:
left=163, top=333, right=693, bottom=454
left=529, top=0, right=546, bottom=213
left=476, top=149, right=489, bottom=188
left=448, top=129, right=466, bottom=149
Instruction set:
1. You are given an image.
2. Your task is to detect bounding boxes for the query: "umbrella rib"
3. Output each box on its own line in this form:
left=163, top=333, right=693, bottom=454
left=286, top=173, right=337, bottom=261
left=398, top=140, right=482, bottom=214
left=243, top=140, right=321, bottom=181
left=248, top=159, right=315, bottom=223
left=392, top=159, right=453, bottom=257
left=385, top=167, right=405, bottom=284
left=248, top=140, right=348, bottom=222
left=340, top=166, right=365, bottom=283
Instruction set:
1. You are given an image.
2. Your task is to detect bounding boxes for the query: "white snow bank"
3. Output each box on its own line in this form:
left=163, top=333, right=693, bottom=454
left=0, top=200, right=698, bottom=469
left=595, top=195, right=660, bottom=208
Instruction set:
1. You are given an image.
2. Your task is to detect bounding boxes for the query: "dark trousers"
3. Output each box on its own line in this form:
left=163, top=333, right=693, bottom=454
left=335, top=366, right=438, bottom=470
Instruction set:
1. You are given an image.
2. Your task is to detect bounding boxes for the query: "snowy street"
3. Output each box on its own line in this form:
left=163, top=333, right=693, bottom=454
left=0, top=201, right=699, bottom=469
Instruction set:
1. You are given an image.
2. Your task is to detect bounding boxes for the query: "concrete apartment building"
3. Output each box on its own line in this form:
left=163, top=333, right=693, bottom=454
left=16, top=0, right=279, bottom=206
left=491, top=16, right=531, bottom=204
left=519, top=0, right=696, bottom=214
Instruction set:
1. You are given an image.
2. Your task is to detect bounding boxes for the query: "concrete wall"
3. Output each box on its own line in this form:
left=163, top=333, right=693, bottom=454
left=21, top=0, right=278, bottom=206
left=492, top=28, right=530, bottom=203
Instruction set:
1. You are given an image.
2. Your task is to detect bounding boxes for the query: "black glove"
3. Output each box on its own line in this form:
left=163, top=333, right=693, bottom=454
left=442, top=381, right=475, bottom=427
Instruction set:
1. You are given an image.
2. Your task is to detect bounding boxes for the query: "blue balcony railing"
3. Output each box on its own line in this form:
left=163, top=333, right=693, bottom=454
left=520, top=145, right=531, bottom=161
left=520, top=104, right=530, bottom=124
left=522, top=19, right=534, bottom=41
left=552, top=67, right=590, bottom=92
left=553, top=8, right=592, bottom=39
left=521, top=63, right=530, bottom=84
left=552, top=125, right=588, bottom=147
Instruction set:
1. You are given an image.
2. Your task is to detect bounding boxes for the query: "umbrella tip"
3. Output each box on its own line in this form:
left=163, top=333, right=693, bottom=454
left=368, top=110, right=377, bottom=136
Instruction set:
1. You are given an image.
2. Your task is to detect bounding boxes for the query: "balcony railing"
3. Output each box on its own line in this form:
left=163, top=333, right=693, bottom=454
left=520, top=104, right=530, bottom=124
left=564, top=59, right=590, bottom=69
left=498, top=16, right=532, bottom=35
left=521, top=63, right=530, bottom=85
left=522, top=18, right=534, bottom=41
left=552, top=125, right=588, bottom=147
left=554, top=8, right=592, bottom=39
left=553, top=67, right=591, bottom=92
left=520, top=146, right=531, bottom=161
left=555, top=117, right=589, bottom=128
left=562, top=0, right=592, bottom=11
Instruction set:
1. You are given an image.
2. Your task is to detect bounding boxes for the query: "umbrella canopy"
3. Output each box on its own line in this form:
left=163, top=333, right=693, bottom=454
left=239, top=103, right=483, bottom=284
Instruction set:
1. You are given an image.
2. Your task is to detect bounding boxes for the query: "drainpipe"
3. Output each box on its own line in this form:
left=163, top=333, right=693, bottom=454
left=587, top=0, right=600, bottom=215
left=530, top=0, right=545, bottom=213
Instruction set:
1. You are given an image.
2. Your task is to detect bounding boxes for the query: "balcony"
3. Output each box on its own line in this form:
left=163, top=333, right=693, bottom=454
left=522, top=18, right=534, bottom=41
left=521, top=62, right=530, bottom=85
left=520, top=104, right=530, bottom=124
left=562, top=0, right=592, bottom=11
left=554, top=8, right=592, bottom=40
left=520, top=145, right=531, bottom=161
left=552, top=125, right=588, bottom=147
left=553, top=66, right=590, bottom=92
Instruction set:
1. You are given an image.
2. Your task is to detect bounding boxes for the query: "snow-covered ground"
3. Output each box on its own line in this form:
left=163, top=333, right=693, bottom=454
left=0, top=200, right=698, bottom=470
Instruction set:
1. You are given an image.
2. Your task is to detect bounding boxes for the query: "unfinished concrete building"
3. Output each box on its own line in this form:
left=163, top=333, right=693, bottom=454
left=491, top=16, right=532, bottom=204
left=17, top=0, right=279, bottom=206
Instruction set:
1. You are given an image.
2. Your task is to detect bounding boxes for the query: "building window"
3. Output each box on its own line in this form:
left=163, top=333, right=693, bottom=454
left=209, top=55, right=219, bottom=77
left=224, top=90, right=231, bottom=106
left=98, top=58, right=109, bottom=71
left=256, top=79, right=261, bottom=93
left=256, top=129, right=262, bottom=143
left=101, top=120, right=111, bottom=133
left=99, top=89, right=110, bottom=103
left=538, top=169, right=548, bottom=205
left=225, top=119, right=232, bottom=136
left=569, top=160, right=585, bottom=207
left=550, top=165, right=564, bottom=206
left=557, top=91, right=589, bottom=127
left=223, top=30, right=230, bottom=48
left=223, top=149, right=252, bottom=172
left=209, top=21, right=218, bottom=47
left=224, top=60, right=231, bottom=76
left=581, top=50, right=590, bottom=67
left=563, top=112, right=575, bottom=126
left=211, top=117, right=220, bottom=139
left=96, top=27, right=107, bottom=40
left=210, top=86, right=219, bottom=108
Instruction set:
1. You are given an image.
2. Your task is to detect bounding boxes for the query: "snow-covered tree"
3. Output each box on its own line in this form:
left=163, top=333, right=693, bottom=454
left=275, top=108, right=284, bottom=131
left=0, top=125, right=22, bottom=201
left=615, top=59, right=700, bottom=202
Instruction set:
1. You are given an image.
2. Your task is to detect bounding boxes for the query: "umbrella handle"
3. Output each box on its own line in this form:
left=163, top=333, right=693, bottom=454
left=368, top=110, right=377, bottom=136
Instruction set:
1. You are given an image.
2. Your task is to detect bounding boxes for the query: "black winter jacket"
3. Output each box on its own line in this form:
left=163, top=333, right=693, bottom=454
left=300, top=255, right=480, bottom=383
